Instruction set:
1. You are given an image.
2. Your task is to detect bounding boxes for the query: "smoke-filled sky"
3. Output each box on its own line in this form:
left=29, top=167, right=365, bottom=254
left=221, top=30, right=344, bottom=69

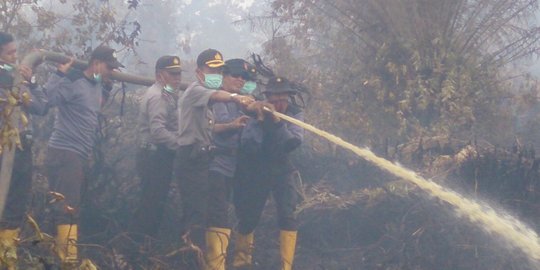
left=129, top=0, right=263, bottom=75
left=113, top=0, right=540, bottom=80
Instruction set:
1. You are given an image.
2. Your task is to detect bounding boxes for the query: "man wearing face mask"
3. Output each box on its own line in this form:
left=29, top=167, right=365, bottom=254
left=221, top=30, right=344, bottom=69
left=232, top=77, right=304, bottom=270
left=42, top=45, right=123, bottom=267
left=240, top=62, right=257, bottom=96
left=130, top=55, right=183, bottom=242
left=174, top=49, right=255, bottom=256
left=204, top=58, right=255, bottom=269
left=0, top=31, right=47, bottom=270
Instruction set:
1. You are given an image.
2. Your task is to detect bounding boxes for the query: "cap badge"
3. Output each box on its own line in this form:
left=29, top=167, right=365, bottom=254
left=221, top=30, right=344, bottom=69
left=215, top=53, right=222, bottom=61
left=173, top=58, right=180, bottom=65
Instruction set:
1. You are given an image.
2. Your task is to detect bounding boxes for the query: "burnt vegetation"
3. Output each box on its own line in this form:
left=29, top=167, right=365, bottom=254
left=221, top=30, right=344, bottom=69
left=3, top=0, right=540, bottom=269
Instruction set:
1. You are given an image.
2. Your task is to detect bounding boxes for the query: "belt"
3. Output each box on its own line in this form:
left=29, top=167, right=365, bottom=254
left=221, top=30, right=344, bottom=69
left=212, top=147, right=237, bottom=156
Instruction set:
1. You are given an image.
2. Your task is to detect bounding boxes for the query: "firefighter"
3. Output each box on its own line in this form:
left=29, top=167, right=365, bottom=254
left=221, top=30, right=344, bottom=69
left=42, top=45, right=123, bottom=266
left=0, top=31, right=47, bottom=270
left=130, top=55, right=183, bottom=241
left=233, top=76, right=304, bottom=270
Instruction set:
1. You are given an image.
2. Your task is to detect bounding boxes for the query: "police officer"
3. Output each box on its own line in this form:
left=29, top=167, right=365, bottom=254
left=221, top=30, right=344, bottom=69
left=0, top=31, right=47, bottom=270
left=174, top=49, right=255, bottom=260
left=43, top=45, right=123, bottom=266
left=205, top=58, right=254, bottom=270
left=130, top=56, right=183, bottom=241
left=233, top=77, right=304, bottom=270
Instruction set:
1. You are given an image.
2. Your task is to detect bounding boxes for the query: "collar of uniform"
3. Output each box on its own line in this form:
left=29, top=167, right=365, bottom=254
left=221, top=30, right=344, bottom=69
left=154, top=82, right=178, bottom=100
left=83, top=74, right=98, bottom=85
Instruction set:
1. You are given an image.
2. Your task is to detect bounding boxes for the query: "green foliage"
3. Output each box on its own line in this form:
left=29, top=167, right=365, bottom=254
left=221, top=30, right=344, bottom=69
left=0, top=0, right=141, bottom=55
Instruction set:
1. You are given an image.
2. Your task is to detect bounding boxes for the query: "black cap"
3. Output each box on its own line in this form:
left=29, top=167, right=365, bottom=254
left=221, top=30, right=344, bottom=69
left=264, top=76, right=296, bottom=95
left=223, top=59, right=250, bottom=79
left=90, top=45, right=124, bottom=68
left=197, top=48, right=224, bottom=68
left=155, top=55, right=182, bottom=73
left=246, top=62, right=257, bottom=81
left=0, top=32, right=14, bottom=48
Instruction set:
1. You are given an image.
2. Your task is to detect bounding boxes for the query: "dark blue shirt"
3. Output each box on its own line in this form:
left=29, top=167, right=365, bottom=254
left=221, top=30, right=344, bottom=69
left=43, top=70, right=103, bottom=159
left=209, top=101, right=244, bottom=177
left=240, top=104, right=304, bottom=174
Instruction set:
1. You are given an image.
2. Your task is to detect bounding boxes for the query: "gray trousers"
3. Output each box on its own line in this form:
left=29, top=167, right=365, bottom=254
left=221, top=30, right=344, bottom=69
left=46, top=147, right=86, bottom=225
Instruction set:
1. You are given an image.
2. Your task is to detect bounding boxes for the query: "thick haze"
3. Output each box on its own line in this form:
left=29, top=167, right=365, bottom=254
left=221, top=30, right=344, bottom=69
left=128, top=0, right=264, bottom=76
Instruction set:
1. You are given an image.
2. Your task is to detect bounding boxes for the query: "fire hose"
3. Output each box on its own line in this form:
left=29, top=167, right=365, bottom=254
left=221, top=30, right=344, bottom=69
left=0, top=50, right=169, bottom=218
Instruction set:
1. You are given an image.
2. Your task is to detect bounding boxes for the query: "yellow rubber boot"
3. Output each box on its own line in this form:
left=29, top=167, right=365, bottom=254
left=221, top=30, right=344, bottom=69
left=205, top=227, right=231, bottom=270
left=55, top=224, right=78, bottom=266
left=279, top=230, right=297, bottom=270
left=0, top=228, right=20, bottom=270
left=232, top=232, right=254, bottom=268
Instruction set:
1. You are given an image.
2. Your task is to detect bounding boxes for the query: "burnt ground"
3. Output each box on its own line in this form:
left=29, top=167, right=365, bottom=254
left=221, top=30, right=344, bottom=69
left=13, top=135, right=540, bottom=270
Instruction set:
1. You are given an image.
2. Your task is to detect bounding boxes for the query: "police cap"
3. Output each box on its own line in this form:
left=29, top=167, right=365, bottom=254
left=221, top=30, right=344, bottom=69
left=197, top=48, right=224, bottom=68
left=155, top=55, right=182, bottom=73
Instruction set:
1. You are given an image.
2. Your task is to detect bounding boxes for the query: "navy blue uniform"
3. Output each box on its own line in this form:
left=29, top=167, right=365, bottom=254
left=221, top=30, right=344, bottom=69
left=234, top=104, right=304, bottom=234
left=206, top=101, right=244, bottom=229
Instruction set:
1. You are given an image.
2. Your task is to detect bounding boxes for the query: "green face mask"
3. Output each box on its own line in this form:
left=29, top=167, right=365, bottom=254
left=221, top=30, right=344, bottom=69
left=93, top=73, right=102, bottom=84
left=163, top=84, right=175, bottom=93
left=241, top=81, right=257, bottom=94
left=0, top=63, right=14, bottom=72
left=204, top=74, right=223, bottom=89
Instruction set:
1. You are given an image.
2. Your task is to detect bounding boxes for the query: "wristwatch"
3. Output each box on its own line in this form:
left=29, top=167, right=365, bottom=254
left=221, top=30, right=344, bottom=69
left=229, top=93, right=238, bottom=101
left=23, top=75, right=37, bottom=88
